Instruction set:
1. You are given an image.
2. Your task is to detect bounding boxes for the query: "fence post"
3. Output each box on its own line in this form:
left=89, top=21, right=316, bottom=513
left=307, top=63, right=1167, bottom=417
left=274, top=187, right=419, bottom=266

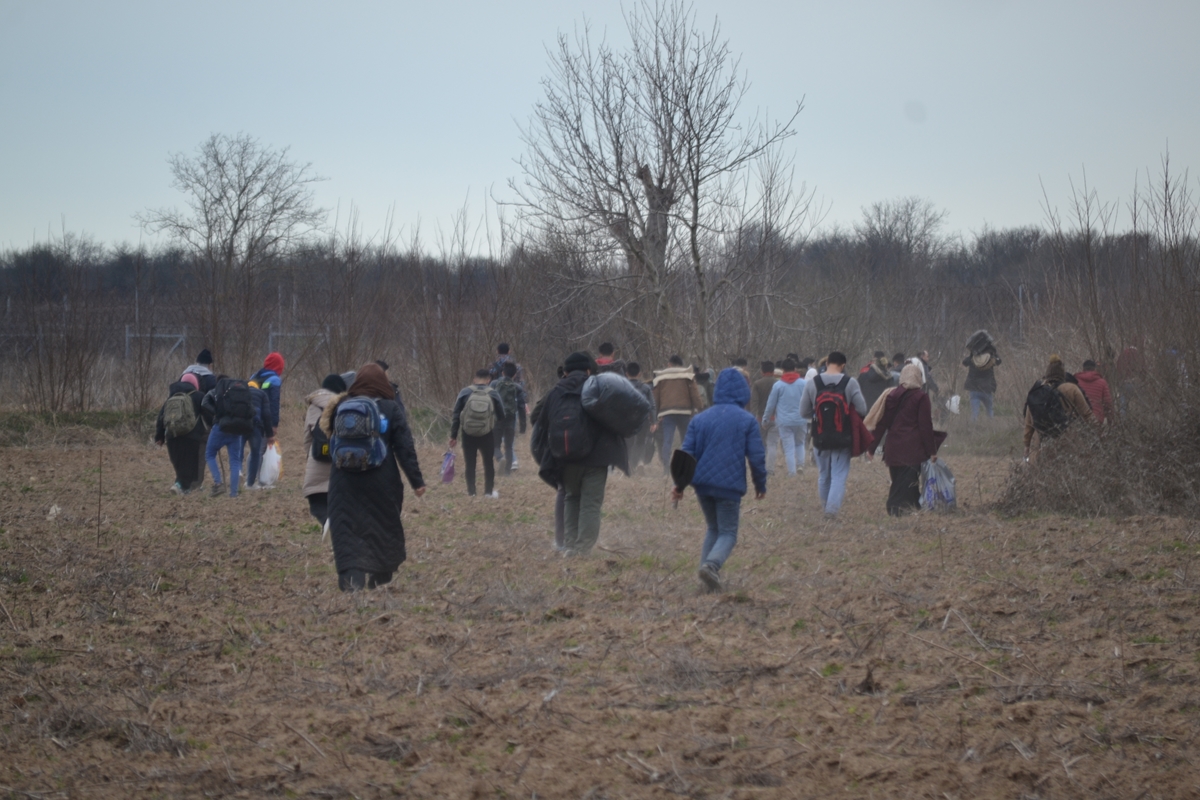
left=125, top=325, right=130, bottom=360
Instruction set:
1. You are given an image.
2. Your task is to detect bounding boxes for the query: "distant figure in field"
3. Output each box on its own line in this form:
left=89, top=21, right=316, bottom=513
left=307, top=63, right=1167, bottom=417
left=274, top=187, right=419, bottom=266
left=858, top=351, right=895, bottom=409
left=963, top=331, right=1001, bottom=421
left=763, top=358, right=809, bottom=476
left=449, top=369, right=507, bottom=498
left=624, top=362, right=657, bottom=470
left=750, top=360, right=780, bottom=461
left=800, top=351, right=870, bottom=518
left=488, top=343, right=526, bottom=386
left=1023, top=355, right=1095, bottom=461
left=653, top=355, right=706, bottom=471
left=1075, top=359, right=1114, bottom=424
left=245, top=352, right=284, bottom=489
left=302, top=373, right=347, bottom=524
left=155, top=373, right=207, bottom=494
left=595, top=342, right=616, bottom=367
left=490, top=361, right=528, bottom=475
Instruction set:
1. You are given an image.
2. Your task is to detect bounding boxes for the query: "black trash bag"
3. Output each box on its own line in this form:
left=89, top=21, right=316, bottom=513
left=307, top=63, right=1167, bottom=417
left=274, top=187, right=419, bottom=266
left=581, top=372, right=652, bottom=437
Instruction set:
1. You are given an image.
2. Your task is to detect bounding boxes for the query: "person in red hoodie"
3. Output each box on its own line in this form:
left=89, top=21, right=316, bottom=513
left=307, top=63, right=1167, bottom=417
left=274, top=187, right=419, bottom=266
left=1075, top=359, right=1114, bottom=424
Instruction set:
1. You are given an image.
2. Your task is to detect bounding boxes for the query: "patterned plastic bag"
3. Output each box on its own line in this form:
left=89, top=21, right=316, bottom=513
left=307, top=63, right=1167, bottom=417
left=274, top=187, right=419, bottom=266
left=440, top=450, right=456, bottom=484
left=920, top=459, right=956, bottom=512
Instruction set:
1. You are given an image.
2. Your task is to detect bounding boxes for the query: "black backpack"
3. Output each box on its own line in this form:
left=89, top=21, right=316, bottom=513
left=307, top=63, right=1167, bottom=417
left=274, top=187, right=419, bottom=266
left=811, top=374, right=854, bottom=451
left=216, top=379, right=255, bottom=436
left=1026, top=381, right=1070, bottom=438
left=548, top=387, right=596, bottom=461
left=311, top=424, right=331, bottom=462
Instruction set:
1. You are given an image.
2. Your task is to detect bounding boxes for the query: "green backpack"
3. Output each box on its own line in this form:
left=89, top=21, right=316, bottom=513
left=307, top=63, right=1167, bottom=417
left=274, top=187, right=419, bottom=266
left=495, top=378, right=520, bottom=418
left=461, top=386, right=497, bottom=437
left=163, top=391, right=197, bottom=437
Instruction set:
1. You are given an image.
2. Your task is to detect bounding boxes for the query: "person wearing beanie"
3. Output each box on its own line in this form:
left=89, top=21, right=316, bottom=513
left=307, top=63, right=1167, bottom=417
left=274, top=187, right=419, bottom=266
left=652, top=354, right=706, bottom=472
left=302, top=373, right=347, bottom=523
left=245, top=353, right=285, bottom=489
left=182, top=349, right=217, bottom=394
left=1023, top=355, right=1095, bottom=460
left=530, top=351, right=629, bottom=556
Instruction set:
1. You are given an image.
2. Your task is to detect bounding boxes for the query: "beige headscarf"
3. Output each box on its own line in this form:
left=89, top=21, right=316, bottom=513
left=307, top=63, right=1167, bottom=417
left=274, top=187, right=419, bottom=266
left=864, top=364, right=925, bottom=431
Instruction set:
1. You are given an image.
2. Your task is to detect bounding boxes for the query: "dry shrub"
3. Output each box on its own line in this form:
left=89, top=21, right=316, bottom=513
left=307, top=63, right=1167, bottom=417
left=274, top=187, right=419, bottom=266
left=997, top=409, right=1200, bottom=517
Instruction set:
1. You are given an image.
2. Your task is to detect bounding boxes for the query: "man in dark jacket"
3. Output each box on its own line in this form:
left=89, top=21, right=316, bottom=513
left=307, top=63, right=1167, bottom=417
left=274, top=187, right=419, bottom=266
left=244, top=383, right=276, bottom=489
left=490, top=361, right=528, bottom=475
left=672, top=368, right=767, bottom=592
left=449, top=370, right=507, bottom=498
left=533, top=351, right=628, bottom=556
left=200, top=376, right=249, bottom=498
left=155, top=376, right=208, bottom=494
left=624, top=362, right=656, bottom=469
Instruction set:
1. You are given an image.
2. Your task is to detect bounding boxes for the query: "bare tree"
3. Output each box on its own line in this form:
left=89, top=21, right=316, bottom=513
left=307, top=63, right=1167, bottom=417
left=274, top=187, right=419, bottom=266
left=512, top=1, right=803, bottom=364
left=139, top=133, right=326, bottom=377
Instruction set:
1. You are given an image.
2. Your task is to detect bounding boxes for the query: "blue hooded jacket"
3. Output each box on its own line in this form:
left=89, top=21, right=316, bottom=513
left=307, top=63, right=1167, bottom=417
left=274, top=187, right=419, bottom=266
left=249, top=368, right=281, bottom=428
left=681, top=368, right=768, bottom=500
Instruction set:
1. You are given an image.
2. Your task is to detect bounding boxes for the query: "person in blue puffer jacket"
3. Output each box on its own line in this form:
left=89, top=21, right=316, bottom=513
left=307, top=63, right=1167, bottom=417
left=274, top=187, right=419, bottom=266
left=671, top=368, right=767, bottom=593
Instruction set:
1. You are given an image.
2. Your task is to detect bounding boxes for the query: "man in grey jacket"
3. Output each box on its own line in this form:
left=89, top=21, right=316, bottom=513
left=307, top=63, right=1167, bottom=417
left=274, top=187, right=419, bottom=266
left=800, top=351, right=868, bottom=518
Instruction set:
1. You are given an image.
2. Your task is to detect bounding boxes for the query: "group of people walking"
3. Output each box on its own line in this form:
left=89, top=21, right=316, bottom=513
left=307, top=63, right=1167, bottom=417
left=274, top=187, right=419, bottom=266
left=152, top=331, right=1121, bottom=598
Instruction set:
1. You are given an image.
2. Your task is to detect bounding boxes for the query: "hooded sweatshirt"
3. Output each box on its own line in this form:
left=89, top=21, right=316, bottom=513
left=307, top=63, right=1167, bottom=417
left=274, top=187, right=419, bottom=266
left=1074, top=370, right=1114, bottom=423
left=681, top=368, right=767, bottom=500
left=763, top=372, right=807, bottom=428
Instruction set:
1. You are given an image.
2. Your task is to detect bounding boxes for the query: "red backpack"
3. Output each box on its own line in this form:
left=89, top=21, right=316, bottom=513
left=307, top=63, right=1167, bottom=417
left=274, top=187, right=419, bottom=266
left=811, top=374, right=853, bottom=451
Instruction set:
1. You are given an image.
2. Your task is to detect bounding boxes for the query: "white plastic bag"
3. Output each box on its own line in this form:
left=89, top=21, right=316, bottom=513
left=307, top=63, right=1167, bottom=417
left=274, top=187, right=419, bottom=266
left=920, top=459, right=956, bottom=511
left=258, top=442, right=282, bottom=488
left=945, top=394, right=961, bottom=415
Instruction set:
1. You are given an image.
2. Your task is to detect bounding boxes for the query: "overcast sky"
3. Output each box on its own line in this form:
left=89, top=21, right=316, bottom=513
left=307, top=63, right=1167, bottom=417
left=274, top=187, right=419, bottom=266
left=1, top=0, right=1196, bottom=251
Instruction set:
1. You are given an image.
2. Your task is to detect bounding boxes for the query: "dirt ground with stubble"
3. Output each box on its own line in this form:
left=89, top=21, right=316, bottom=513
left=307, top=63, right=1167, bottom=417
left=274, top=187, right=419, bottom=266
left=1, top=406, right=1198, bottom=799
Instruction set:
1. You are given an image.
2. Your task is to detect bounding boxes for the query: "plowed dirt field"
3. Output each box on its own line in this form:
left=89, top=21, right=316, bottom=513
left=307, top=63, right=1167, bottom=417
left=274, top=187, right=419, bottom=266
left=1, top=408, right=1197, bottom=798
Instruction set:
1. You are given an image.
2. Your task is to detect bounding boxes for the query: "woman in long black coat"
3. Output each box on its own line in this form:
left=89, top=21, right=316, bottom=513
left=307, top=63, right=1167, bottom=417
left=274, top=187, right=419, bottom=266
left=320, top=363, right=426, bottom=591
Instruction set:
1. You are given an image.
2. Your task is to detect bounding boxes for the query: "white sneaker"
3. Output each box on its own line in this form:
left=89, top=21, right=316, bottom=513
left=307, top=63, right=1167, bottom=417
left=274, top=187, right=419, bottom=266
left=485, top=491, right=500, bottom=499
left=511, top=458, right=520, bottom=471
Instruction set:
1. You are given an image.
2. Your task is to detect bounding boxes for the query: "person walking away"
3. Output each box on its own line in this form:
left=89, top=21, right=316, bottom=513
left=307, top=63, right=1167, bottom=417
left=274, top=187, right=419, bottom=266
left=866, top=364, right=943, bottom=516
left=672, top=368, right=767, bottom=592
left=533, top=351, right=628, bottom=556
left=963, top=331, right=1001, bottom=421
left=449, top=370, right=507, bottom=497
left=653, top=355, right=706, bottom=472
left=1023, top=355, right=1095, bottom=460
left=243, top=380, right=276, bottom=489
left=859, top=352, right=895, bottom=409
left=800, top=351, right=869, bottom=518
left=302, top=373, right=346, bottom=524
left=750, top=360, right=780, bottom=465
left=1114, top=341, right=1146, bottom=416
left=246, top=352, right=284, bottom=485
left=763, top=358, right=808, bottom=476
left=201, top=375, right=256, bottom=498
left=490, top=361, right=527, bottom=475
left=182, top=349, right=217, bottom=394
left=488, top=342, right=526, bottom=385
left=530, top=366, right=568, bottom=550
left=321, top=363, right=425, bottom=591
left=155, top=373, right=207, bottom=494
left=624, top=362, right=657, bottom=470
left=595, top=342, right=616, bottom=367
left=1075, top=359, right=1114, bottom=424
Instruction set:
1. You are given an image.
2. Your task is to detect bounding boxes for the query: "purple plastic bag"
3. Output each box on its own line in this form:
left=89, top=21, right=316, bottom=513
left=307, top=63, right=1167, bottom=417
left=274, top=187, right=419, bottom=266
left=440, top=451, right=456, bottom=484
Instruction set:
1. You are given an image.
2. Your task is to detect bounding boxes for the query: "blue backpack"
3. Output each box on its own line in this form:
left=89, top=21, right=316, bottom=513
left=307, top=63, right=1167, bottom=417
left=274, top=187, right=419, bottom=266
left=331, top=397, right=389, bottom=471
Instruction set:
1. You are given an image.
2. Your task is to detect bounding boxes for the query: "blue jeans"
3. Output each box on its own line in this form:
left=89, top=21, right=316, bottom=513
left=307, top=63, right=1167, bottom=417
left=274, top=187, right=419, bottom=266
left=969, top=391, right=994, bottom=421
left=815, top=448, right=852, bottom=516
left=659, top=414, right=692, bottom=470
left=205, top=427, right=243, bottom=496
left=697, top=493, right=741, bottom=570
left=777, top=423, right=807, bottom=474
left=244, top=427, right=264, bottom=485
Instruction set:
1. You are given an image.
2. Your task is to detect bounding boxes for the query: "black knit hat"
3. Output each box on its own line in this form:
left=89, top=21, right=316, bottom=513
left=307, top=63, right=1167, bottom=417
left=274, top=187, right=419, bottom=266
left=197, top=349, right=213, bottom=365
left=321, top=373, right=347, bottom=393
left=564, top=351, right=595, bottom=374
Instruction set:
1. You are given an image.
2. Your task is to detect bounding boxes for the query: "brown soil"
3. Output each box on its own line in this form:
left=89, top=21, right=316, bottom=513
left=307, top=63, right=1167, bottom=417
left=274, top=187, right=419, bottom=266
left=2, top=407, right=1198, bottom=798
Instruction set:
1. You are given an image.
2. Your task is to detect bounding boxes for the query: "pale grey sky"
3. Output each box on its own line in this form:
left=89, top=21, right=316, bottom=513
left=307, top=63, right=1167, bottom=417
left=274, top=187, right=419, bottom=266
left=2, top=0, right=1196, bottom=250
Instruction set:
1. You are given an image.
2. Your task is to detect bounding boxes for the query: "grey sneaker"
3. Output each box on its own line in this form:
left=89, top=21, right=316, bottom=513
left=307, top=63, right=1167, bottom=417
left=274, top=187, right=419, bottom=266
left=210, top=483, right=224, bottom=498
left=698, top=563, right=721, bottom=593
left=170, top=482, right=184, bottom=496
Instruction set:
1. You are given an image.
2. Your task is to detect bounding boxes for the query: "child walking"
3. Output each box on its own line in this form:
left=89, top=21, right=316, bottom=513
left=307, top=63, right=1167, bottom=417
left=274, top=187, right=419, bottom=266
left=671, top=368, right=767, bottom=593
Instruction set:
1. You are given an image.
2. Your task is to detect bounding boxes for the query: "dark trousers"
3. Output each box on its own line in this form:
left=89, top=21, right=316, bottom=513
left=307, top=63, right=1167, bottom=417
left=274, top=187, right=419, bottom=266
left=338, top=569, right=393, bottom=592
left=887, top=465, right=921, bottom=516
left=167, top=437, right=204, bottom=490
left=307, top=493, right=329, bottom=525
left=462, top=432, right=495, bottom=495
left=493, top=418, right=517, bottom=473
left=244, top=428, right=264, bottom=485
